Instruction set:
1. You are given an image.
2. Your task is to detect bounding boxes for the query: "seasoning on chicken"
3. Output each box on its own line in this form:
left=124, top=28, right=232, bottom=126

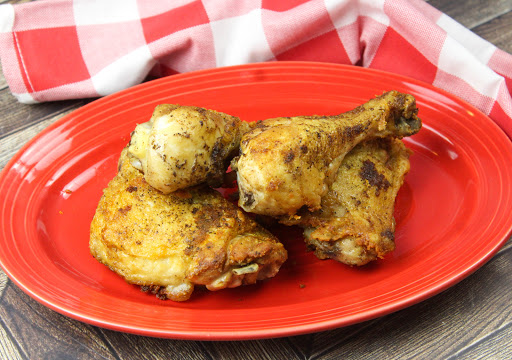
left=90, top=149, right=287, bottom=301
left=233, top=91, right=421, bottom=217
left=128, top=104, right=249, bottom=194
left=280, top=138, right=411, bottom=266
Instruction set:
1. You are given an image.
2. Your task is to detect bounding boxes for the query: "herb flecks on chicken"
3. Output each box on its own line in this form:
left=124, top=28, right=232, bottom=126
left=280, top=138, right=411, bottom=266
left=234, top=91, right=421, bottom=217
left=128, top=104, right=249, bottom=194
left=90, top=149, right=287, bottom=301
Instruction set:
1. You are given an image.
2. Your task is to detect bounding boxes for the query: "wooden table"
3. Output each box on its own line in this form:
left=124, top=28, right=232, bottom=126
left=1, top=0, right=511, bottom=359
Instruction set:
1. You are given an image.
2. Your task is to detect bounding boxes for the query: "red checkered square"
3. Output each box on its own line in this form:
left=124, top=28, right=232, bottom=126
left=489, top=50, right=512, bottom=94
left=275, top=29, right=350, bottom=64
left=371, top=27, right=438, bottom=84
left=262, top=0, right=311, bottom=12
left=0, top=0, right=511, bottom=128
left=263, top=1, right=334, bottom=56
left=13, top=27, right=90, bottom=92
left=12, top=34, right=33, bottom=93
left=385, top=0, right=445, bottom=65
left=140, top=0, right=209, bottom=44
left=76, top=20, right=147, bottom=76
left=147, top=24, right=216, bottom=73
left=490, top=89, right=512, bottom=136
left=32, top=78, right=97, bottom=102
left=0, top=33, right=28, bottom=94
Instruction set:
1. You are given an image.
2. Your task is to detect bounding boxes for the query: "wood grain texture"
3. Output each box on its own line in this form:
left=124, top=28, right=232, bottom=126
left=0, top=107, right=77, bottom=169
left=308, top=249, right=512, bottom=360
left=428, top=0, right=512, bottom=54
left=0, top=271, right=22, bottom=360
left=0, top=284, right=116, bottom=360
left=455, top=322, right=512, bottom=360
left=0, top=271, right=6, bottom=298
left=0, top=324, right=23, bottom=360
left=202, top=338, right=304, bottom=360
left=97, top=329, right=213, bottom=360
left=0, top=64, right=8, bottom=91
left=429, top=0, right=512, bottom=28
left=473, top=10, right=512, bottom=54
left=0, top=89, right=85, bottom=140
left=0, top=0, right=31, bottom=3
left=502, top=238, right=512, bottom=252
left=0, top=0, right=511, bottom=359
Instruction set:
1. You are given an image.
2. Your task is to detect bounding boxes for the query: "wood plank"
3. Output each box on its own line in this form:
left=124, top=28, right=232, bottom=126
left=472, top=10, right=512, bottom=54
left=0, top=0, right=32, bottom=4
left=500, top=237, right=512, bottom=252
left=287, top=333, right=315, bottom=359
left=0, top=64, right=7, bottom=91
left=428, top=0, right=512, bottom=29
left=0, top=108, right=74, bottom=170
left=0, top=283, right=117, bottom=360
left=202, top=338, right=303, bottom=360
left=0, top=88, right=85, bottom=140
left=97, top=329, right=212, bottom=360
left=455, top=322, right=512, bottom=360
left=309, top=251, right=512, bottom=359
left=0, top=270, right=6, bottom=299
left=427, top=0, right=512, bottom=54
left=0, top=274, right=14, bottom=360
left=289, top=243, right=510, bottom=359
left=0, top=2, right=510, bottom=360
left=0, top=323, right=24, bottom=360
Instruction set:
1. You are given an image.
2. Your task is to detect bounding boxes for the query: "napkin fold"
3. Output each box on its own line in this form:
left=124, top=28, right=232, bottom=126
left=0, top=0, right=511, bottom=138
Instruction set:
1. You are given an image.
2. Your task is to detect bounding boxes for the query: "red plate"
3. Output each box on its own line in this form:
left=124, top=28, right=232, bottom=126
left=1, top=62, right=511, bottom=340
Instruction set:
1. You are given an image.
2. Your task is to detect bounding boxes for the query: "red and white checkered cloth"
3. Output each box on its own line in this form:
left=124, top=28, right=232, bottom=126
left=0, top=0, right=511, bottom=138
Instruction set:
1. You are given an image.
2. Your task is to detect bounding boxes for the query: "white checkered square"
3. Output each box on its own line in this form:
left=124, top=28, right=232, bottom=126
left=437, top=13, right=496, bottom=65
left=73, top=0, right=140, bottom=25
left=436, top=35, right=502, bottom=101
left=91, top=45, right=155, bottom=96
left=360, top=0, right=389, bottom=26
left=137, top=0, right=196, bottom=18
left=0, top=5, right=14, bottom=33
left=203, top=0, right=261, bottom=22
left=210, top=9, right=273, bottom=67
left=324, top=0, right=358, bottom=28
left=77, top=21, right=147, bottom=75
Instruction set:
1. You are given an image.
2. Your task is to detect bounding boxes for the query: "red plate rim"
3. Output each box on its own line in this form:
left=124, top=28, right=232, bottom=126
left=0, top=62, right=511, bottom=340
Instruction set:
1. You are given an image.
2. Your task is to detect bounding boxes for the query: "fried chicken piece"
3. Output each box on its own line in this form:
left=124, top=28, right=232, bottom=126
left=281, top=138, right=411, bottom=265
left=90, top=149, right=287, bottom=301
left=128, top=104, right=249, bottom=194
left=234, top=91, right=421, bottom=216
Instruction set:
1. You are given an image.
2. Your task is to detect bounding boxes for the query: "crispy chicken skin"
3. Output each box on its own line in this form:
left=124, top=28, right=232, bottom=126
left=128, top=104, right=249, bottom=194
left=234, top=91, right=421, bottom=216
left=90, top=149, right=287, bottom=301
left=281, top=138, right=411, bottom=265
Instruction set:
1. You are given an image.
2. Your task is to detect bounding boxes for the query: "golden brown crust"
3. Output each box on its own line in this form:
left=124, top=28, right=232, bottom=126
left=280, top=138, right=411, bottom=266
left=90, top=149, right=287, bottom=301
left=235, top=91, right=421, bottom=216
left=127, top=104, right=249, bottom=194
